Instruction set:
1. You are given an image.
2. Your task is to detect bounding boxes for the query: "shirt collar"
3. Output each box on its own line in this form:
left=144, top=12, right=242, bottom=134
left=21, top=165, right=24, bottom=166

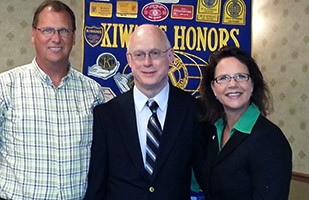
left=134, top=83, right=169, bottom=112
left=234, top=103, right=260, bottom=134
left=32, top=58, right=72, bottom=87
left=214, top=103, right=260, bottom=135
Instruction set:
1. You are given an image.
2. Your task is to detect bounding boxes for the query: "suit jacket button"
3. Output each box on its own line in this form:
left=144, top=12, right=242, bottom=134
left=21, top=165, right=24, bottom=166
left=149, top=186, right=155, bottom=192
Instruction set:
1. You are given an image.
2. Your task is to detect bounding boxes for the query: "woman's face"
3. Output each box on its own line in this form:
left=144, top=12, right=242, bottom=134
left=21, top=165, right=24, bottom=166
left=211, top=57, right=254, bottom=115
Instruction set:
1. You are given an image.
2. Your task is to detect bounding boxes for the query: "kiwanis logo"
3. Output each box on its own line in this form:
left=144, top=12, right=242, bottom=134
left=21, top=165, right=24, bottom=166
left=84, top=26, right=103, bottom=47
left=88, top=53, right=120, bottom=80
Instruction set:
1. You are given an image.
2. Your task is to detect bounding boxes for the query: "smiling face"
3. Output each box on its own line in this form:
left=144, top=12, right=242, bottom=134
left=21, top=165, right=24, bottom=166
left=31, top=6, right=75, bottom=70
left=211, top=56, right=254, bottom=116
left=126, top=24, right=174, bottom=98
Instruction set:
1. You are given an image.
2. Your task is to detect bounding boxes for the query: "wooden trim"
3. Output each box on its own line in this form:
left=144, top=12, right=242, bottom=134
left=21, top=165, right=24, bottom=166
left=292, top=171, right=309, bottom=183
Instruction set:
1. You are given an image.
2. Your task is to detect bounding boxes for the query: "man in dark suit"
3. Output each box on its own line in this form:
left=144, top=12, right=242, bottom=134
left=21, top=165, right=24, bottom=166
left=84, top=24, right=201, bottom=200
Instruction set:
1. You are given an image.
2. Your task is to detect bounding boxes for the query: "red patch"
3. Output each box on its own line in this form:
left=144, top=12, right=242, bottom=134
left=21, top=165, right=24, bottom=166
left=171, top=5, right=194, bottom=20
left=142, top=2, right=169, bottom=22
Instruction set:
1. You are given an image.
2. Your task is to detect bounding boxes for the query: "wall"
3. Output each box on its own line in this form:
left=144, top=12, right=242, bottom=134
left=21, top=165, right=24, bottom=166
left=0, top=0, right=83, bottom=72
left=252, top=0, right=309, bottom=175
left=251, top=1, right=309, bottom=198
left=0, top=0, right=308, bottom=199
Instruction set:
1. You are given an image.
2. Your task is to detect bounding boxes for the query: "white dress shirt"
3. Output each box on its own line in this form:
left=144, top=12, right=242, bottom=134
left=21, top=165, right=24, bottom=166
left=133, top=84, right=169, bottom=164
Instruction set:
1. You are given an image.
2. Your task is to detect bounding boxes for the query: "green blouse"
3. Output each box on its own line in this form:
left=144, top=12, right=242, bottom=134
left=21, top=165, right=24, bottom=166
left=214, top=103, right=260, bottom=151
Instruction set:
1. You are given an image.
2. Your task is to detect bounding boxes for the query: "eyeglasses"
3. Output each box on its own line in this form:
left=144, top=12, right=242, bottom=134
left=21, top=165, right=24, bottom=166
left=35, top=27, right=73, bottom=38
left=213, top=73, right=250, bottom=84
left=127, top=49, right=170, bottom=61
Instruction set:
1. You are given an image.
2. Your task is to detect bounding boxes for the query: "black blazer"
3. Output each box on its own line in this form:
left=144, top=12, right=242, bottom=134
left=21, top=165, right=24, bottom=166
left=84, top=85, right=200, bottom=200
left=198, top=115, right=292, bottom=200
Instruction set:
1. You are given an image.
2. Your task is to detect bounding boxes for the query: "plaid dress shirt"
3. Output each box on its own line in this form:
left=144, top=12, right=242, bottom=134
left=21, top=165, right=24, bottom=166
left=0, top=59, right=104, bottom=199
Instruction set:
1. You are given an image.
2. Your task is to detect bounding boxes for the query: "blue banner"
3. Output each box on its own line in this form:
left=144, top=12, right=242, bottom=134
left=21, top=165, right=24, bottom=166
left=82, top=0, right=252, bottom=101
left=82, top=0, right=251, bottom=197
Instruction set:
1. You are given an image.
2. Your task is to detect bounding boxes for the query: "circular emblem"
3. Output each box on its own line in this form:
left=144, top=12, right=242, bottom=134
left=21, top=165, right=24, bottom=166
left=97, top=53, right=119, bottom=71
left=142, top=2, right=169, bottom=22
left=88, top=52, right=120, bottom=80
left=226, top=0, right=243, bottom=18
left=202, top=0, right=218, bottom=8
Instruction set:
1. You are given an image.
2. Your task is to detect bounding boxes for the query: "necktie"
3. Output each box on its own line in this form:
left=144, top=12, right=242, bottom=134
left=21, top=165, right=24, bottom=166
left=145, top=100, right=162, bottom=175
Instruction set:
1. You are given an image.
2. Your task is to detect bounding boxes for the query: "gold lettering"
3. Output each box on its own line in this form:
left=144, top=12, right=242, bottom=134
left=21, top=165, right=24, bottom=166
left=158, top=25, right=167, bottom=32
left=101, top=23, right=113, bottom=47
left=219, top=28, right=229, bottom=48
left=208, top=28, right=218, bottom=52
left=119, top=24, right=137, bottom=48
left=98, top=23, right=241, bottom=52
left=230, top=28, right=240, bottom=47
left=173, top=26, right=186, bottom=50
left=112, top=24, right=118, bottom=48
left=173, top=26, right=241, bottom=52
left=186, top=27, right=197, bottom=50
left=196, top=27, right=208, bottom=51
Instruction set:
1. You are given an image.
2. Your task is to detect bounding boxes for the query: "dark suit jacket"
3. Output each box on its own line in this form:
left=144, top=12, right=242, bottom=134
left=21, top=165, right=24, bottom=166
left=197, top=115, right=292, bottom=200
left=84, top=85, right=200, bottom=200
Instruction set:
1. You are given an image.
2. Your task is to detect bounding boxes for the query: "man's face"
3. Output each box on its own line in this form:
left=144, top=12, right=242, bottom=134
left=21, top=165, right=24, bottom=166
left=31, top=7, right=75, bottom=68
left=127, top=26, right=174, bottom=95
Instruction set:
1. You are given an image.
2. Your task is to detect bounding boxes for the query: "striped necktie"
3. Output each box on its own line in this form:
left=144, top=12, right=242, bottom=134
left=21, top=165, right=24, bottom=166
left=145, top=100, right=162, bottom=175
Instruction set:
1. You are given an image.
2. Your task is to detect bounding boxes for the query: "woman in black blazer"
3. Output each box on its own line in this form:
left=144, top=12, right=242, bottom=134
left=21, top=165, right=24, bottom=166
left=197, top=46, right=292, bottom=200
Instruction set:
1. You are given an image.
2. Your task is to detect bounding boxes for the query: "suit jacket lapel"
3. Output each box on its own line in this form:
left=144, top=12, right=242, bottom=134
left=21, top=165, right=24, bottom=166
left=117, top=90, right=149, bottom=179
left=212, top=131, right=249, bottom=167
left=207, top=132, right=219, bottom=169
left=152, top=86, right=186, bottom=178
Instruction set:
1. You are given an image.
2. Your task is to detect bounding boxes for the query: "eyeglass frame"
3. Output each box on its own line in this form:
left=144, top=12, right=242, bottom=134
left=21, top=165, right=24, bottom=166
left=34, top=27, right=74, bottom=38
left=213, top=73, right=251, bottom=84
left=127, top=48, right=171, bottom=61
